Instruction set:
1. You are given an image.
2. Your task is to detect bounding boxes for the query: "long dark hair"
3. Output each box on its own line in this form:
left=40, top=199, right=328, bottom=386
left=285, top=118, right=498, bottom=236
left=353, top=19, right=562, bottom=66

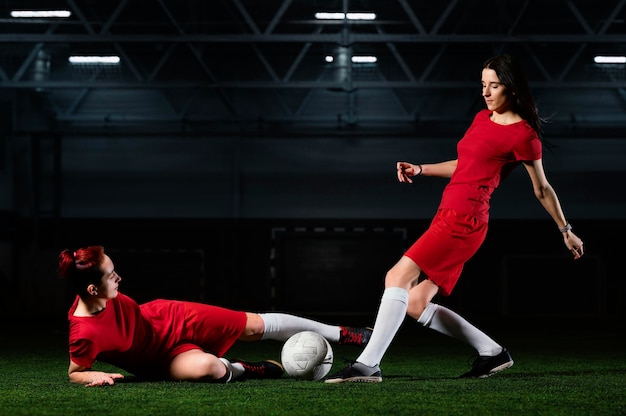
left=58, top=246, right=106, bottom=296
left=483, top=55, right=551, bottom=146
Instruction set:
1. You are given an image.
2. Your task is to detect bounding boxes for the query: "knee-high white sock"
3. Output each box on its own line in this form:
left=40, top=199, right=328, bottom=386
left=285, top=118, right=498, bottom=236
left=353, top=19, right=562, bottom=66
left=417, top=303, right=502, bottom=356
left=356, top=287, right=409, bottom=368
left=259, top=313, right=340, bottom=342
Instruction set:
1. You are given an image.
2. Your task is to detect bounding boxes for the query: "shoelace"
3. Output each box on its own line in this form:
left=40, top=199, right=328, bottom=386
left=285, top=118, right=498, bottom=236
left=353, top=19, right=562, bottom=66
left=236, top=361, right=270, bottom=376
left=340, top=329, right=363, bottom=344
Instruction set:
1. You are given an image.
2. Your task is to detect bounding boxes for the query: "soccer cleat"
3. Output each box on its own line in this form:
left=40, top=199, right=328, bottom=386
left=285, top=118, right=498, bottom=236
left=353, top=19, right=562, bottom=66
left=459, top=348, right=514, bottom=379
left=339, top=327, right=373, bottom=346
left=324, top=361, right=382, bottom=383
left=233, top=359, right=285, bottom=379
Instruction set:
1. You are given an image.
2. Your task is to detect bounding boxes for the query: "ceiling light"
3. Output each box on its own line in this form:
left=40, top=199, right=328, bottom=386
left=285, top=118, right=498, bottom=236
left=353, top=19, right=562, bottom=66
left=68, top=56, right=121, bottom=65
left=325, top=55, right=377, bottom=64
left=315, top=12, right=376, bottom=20
left=351, top=56, right=377, bottom=64
left=594, top=55, right=626, bottom=64
left=346, top=13, right=376, bottom=20
left=315, top=12, right=345, bottom=20
left=11, top=10, right=71, bottom=18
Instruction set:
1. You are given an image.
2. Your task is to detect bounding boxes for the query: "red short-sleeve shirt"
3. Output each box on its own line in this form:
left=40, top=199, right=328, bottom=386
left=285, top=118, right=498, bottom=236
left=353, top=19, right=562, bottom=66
left=405, top=110, right=542, bottom=295
left=68, top=293, right=247, bottom=378
left=439, top=109, right=542, bottom=222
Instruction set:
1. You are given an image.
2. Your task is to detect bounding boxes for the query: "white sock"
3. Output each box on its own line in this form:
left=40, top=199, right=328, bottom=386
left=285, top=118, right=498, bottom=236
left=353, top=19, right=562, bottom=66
left=218, top=358, right=239, bottom=382
left=259, top=313, right=340, bottom=342
left=356, top=287, right=409, bottom=368
left=417, top=303, right=502, bottom=356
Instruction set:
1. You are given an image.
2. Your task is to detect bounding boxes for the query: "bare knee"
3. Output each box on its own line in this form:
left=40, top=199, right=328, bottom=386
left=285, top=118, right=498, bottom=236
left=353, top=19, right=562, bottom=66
left=200, top=356, right=227, bottom=381
left=384, top=256, right=422, bottom=290
left=169, top=351, right=226, bottom=381
left=189, top=355, right=225, bottom=381
left=240, top=312, right=264, bottom=341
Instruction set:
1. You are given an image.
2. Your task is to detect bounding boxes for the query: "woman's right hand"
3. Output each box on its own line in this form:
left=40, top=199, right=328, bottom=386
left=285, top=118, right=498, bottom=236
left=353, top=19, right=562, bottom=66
left=84, top=372, right=125, bottom=387
left=69, top=361, right=125, bottom=387
left=397, top=161, right=418, bottom=183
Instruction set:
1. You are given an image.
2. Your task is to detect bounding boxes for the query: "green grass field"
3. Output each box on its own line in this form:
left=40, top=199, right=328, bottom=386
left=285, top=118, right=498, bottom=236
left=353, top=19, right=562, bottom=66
left=1, top=320, right=624, bottom=416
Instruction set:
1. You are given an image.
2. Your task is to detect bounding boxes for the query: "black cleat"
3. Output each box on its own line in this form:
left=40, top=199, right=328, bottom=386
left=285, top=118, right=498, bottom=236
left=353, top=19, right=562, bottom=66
left=324, top=362, right=382, bottom=383
left=460, top=348, right=513, bottom=379
left=233, top=359, right=284, bottom=379
left=339, top=327, right=373, bottom=346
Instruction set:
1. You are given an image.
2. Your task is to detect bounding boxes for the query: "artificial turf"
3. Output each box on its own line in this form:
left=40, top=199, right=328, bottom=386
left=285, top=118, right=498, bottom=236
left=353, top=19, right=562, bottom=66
left=1, top=319, right=624, bottom=416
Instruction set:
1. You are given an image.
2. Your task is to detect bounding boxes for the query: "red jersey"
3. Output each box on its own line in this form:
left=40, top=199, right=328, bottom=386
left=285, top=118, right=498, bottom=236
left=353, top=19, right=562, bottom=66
left=404, top=110, right=542, bottom=295
left=68, top=292, right=247, bottom=378
left=438, top=109, right=542, bottom=222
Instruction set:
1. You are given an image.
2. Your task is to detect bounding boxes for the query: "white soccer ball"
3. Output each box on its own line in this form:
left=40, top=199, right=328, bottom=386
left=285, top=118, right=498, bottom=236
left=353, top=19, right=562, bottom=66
left=281, top=331, right=334, bottom=381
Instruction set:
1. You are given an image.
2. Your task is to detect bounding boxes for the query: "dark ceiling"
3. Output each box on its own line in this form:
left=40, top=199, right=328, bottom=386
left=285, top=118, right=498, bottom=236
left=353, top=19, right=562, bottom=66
left=1, top=0, right=625, bottom=137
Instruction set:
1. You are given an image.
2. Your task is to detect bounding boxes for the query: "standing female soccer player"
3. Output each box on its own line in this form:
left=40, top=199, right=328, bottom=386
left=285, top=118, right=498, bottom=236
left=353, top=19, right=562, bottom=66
left=325, top=54, right=584, bottom=383
left=59, top=245, right=371, bottom=386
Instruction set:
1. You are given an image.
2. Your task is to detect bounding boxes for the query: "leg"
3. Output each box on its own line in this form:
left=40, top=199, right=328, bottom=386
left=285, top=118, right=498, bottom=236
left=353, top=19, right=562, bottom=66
left=325, top=256, right=423, bottom=383
left=169, top=349, right=284, bottom=382
left=240, top=312, right=372, bottom=346
left=408, top=287, right=513, bottom=378
left=169, top=349, right=230, bottom=382
left=410, top=296, right=502, bottom=356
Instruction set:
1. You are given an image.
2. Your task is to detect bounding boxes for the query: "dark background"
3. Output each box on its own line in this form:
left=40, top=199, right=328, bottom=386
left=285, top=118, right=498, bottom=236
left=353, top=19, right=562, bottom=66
left=0, top=1, right=624, bottom=329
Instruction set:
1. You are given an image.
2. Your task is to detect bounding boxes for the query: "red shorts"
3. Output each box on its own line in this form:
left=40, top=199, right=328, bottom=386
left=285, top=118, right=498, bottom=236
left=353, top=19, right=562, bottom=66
left=173, top=302, right=247, bottom=358
left=141, top=300, right=248, bottom=361
left=404, top=208, right=487, bottom=296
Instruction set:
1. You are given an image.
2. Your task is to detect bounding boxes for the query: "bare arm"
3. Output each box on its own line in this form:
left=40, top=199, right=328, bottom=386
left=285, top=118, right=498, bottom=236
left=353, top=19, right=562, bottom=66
left=397, top=159, right=458, bottom=183
left=522, top=159, right=584, bottom=259
left=68, top=359, right=125, bottom=387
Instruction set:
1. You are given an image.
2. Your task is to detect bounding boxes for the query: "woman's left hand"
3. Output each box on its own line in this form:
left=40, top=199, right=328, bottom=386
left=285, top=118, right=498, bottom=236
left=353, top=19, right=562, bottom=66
left=564, top=231, right=584, bottom=259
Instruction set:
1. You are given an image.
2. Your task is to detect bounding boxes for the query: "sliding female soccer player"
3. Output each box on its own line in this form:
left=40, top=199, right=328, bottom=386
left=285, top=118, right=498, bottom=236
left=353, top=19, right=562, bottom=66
left=59, top=245, right=371, bottom=386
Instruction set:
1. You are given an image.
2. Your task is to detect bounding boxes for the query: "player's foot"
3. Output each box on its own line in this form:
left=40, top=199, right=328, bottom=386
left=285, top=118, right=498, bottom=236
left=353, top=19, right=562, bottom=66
left=233, top=359, right=284, bottom=379
left=324, top=361, right=382, bottom=383
left=339, top=327, right=373, bottom=346
left=459, top=348, right=513, bottom=379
